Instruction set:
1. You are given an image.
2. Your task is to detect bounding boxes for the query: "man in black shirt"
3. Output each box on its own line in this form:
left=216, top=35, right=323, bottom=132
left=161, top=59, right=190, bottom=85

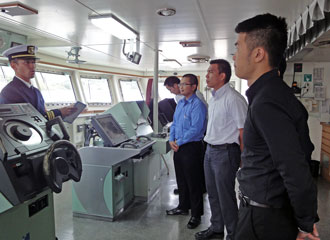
left=233, top=14, right=319, bottom=240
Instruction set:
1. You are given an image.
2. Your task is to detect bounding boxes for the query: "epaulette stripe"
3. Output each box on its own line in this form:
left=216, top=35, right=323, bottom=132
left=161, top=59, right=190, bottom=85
left=46, top=111, right=51, bottom=120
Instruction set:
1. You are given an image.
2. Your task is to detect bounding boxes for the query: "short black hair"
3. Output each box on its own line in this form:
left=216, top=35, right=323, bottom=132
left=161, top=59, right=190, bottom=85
left=182, top=73, right=198, bottom=92
left=164, top=76, right=180, bottom=87
left=278, top=57, right=287, bottom=78
left=209, top=59, right=232, bottom=83
left=235, top=13, right=288, bottom=68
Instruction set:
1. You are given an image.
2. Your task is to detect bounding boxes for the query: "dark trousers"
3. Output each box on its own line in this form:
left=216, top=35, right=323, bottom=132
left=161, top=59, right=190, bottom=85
left=235, top=202, right=298, bottom=240
left=174, top=141, right=204, bottom=217
left=204, top=143, right=240, bottom=240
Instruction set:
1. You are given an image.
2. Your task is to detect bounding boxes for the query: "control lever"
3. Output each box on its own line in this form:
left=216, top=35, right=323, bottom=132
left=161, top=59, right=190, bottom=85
left=46, top=116, right=70, bottom=141
left=43, top=140, right=82, bottom=193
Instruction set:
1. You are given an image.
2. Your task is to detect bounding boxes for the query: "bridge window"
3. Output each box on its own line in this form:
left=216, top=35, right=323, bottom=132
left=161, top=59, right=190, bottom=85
left=0, top=66, right=15, bottom=91
left=35, top=72, right=76, bottom=103
left=158, top=82, right=175, bottom=100
left=119, top=79, right=143, bottom=101
left=81, top=77, right=112, bottom=104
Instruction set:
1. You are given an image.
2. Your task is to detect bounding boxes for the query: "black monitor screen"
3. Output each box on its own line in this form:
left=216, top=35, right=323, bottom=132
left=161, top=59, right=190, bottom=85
left=91, top=113, right=128, bottom=147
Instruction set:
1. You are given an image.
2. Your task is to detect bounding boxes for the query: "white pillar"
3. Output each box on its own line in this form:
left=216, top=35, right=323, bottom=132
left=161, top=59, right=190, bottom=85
left=153, top=46, right=159, bottom=134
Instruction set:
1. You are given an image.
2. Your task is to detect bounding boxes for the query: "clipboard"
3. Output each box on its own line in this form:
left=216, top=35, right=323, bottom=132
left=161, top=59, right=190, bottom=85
left=63, top=101, right=87, bottom=124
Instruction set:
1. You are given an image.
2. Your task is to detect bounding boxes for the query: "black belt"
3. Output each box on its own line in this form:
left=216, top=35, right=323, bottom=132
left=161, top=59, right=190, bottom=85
left=239, top=193, right=271, bottom=208
left=208, top=143, right=238, bottom=149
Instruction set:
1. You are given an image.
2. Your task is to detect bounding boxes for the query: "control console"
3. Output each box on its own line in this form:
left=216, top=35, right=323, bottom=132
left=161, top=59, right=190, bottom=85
left=0, top=103, right=82, bottom=206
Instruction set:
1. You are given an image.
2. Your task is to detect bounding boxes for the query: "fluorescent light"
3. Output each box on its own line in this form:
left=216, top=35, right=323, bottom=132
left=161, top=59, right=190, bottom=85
left=89, top=14, right=138, bottom=40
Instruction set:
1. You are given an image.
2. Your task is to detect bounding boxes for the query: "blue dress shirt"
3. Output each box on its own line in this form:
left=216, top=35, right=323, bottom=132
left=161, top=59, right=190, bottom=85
left=169, top=93, right=207, bottom=146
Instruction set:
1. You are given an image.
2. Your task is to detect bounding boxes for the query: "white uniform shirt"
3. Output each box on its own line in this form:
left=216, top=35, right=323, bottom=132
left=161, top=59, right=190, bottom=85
left=16, top=76, right=32, bottom=88
left=204, top=83, right=247, bottom=145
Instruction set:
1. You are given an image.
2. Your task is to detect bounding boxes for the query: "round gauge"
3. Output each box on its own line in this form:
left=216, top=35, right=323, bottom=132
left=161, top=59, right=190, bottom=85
left=5, top=120, right=42, bottom=145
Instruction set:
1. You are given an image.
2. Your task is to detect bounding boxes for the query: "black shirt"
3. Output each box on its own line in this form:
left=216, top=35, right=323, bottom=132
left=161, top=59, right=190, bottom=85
left=237, top=70, right=317, bottom=233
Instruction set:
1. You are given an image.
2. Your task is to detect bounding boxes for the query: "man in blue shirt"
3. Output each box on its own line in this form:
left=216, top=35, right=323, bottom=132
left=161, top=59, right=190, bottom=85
left=166, top=73, right=207, bottom=229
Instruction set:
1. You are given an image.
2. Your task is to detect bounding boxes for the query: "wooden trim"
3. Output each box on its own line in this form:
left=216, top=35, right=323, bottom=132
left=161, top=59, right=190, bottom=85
left=321, top=124, right=330, bottom=182
left=323, top=126, right=330, bottom=134
left=39, top=61, right=149, bottom=78
left=321, top=165, right=330, bottom=181
left=321, top=144, right=330, bottom=155
left=322, top=132, right=330, bottom=141
left=198, top=76, right=201, bottom=91
left=38, top=61, right=191, bottom=79
left=322, top=137, right=330, bottom=148
left=85, top=110, right=104, bottom=114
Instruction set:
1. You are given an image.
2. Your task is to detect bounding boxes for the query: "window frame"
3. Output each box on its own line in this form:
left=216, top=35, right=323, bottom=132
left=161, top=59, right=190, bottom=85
left=0, top=64, right=15, bottom=91
left=80, top=75, right=113, bottom=106
left=119, top=79, right=144, bottom=102
left=35, top=69, right=77, bottom=106
left=158, top=80, right=175, bottom=101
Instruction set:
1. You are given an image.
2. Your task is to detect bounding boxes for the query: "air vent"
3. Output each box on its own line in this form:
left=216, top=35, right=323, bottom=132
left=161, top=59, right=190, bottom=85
left=180, top=41, right=201, bottom=47
left=0, top=2, right=38, bottom=16
left=187, top=54, right=210, bottom=63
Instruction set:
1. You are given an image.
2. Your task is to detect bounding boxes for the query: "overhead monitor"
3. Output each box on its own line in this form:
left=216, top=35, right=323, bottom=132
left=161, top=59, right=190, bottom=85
left=127, top=51, right=141, bottom=65
left=91, top=113, right=129, bottom=147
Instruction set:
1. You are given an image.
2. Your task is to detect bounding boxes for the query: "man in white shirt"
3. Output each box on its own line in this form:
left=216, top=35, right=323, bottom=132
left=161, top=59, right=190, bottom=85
left=195, top=59, right=247, bottom=240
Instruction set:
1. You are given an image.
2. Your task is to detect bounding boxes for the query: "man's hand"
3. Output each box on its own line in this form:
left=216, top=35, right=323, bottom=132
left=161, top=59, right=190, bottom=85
left=169, top=141, right=179, bottom=152
left=59, top=105, right=77, bottom=117
left=296, top=224, right=320, bottom=240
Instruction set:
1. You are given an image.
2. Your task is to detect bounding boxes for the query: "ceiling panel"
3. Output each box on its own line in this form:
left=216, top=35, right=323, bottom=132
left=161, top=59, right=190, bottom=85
left=0, top=0, right=315, bottom=72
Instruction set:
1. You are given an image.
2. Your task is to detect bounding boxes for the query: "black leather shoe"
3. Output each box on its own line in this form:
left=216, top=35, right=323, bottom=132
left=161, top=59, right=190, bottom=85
left=166, top=207, right=189, bottom=215
left=195, top=227, right=224, bottom=239
left=173, top=188, right=179, bottom=195
left=187, top=216, right=201, bottom=229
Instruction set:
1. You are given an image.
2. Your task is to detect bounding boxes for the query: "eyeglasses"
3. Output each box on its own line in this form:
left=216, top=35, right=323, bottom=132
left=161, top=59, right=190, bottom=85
left=178, top=83, right=193, bottom=87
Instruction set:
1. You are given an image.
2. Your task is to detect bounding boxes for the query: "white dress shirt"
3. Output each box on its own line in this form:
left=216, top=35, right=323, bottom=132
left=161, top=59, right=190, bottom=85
left=15, top=76, right=32, bottom=88
left=204, top=83, right=247, bottom=145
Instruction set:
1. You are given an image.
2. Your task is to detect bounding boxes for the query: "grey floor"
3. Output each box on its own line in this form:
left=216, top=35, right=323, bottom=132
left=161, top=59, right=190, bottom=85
left=54, top=160, right=330, bottom=240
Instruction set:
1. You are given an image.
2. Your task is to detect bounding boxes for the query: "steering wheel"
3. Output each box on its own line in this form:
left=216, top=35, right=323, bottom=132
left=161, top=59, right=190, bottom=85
left=43, top=140, right=82, bottom=193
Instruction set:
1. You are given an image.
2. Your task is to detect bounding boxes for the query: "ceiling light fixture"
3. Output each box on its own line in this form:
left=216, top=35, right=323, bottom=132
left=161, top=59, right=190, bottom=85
left=89, top=13, right=138, bottom=40
left=180, top=41, right=201, bottom=47
left=187, top=54, right=210, bottom=63
left=163, top=59, right=182, bottom=68
left=0, top=2, right=38, bottom=16
left=156, top=8, right=176, bottom=17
